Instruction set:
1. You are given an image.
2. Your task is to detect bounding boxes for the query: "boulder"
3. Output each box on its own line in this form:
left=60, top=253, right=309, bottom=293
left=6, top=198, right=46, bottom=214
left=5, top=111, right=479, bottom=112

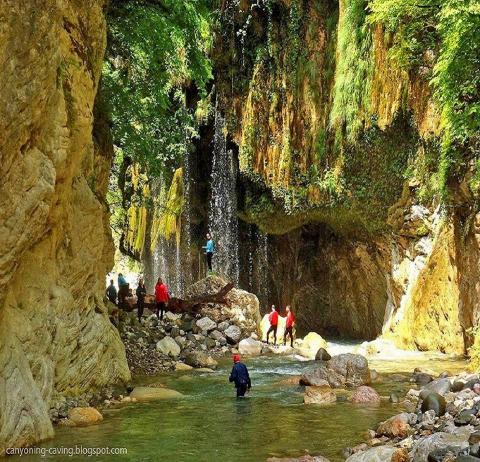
left=421, top=392, right=446, bottom=416
left=303, top=386, right=336, bottom=405
left=210, top=330, right=226, bottom=342
left=180, top=318, right=195, bottom=332
left=238, top=338, right=263, bottom=356
left=376, top=413, right=411, bottom=438
left=420, top=378, right=451, bottom=398
left=67, top=407, right=103, bottom=427
left=185, top=276, right=261, bottom=334
left=296, top=332, right=328, bottom=359
left=345, top=446, right=397, bottom=462
left=315, top=348, right=331, bottom=361
left=196, top=317, right=217, bottom=332
left=130, top=387, right=184, bottom=400
left=156, top=337, right=181, bottom=357
left=175, top=362, right=193, bottom=371
left=411, top=429, right=471, bottom=461
left=224, top=325, right=242, bottom=344
left=300, top=354, right=371, bottom=388
left=205, top=337, right=216, bottom=349
left=184, top=351, right=218, bottom=369
left=350, top=386, right=381, bottom=404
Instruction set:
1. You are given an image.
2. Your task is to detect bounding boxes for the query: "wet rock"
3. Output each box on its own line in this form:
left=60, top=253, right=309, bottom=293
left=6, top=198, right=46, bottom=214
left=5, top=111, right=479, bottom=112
left=377, top=413, right=411, bottom=438
left=345, top=446, right=397, bottom=461
left=196, top=317, right=217, bottom=332
left=175, top=362, right=193, bottom=371
left=315, top=348, right=331, bottom=361
left=411, top=429, right=471, bottom=461
left=420, top=378, right=452, bottom=398
left=184, top=351, right=218, bottom=369
left=300, top=354, right=371, bottom=389
left=421, top=392, right=446, bottom=416
left=295, top=332, right=328, bottom=359
left=156, top=337, right=181, bottom=358
left=238, top=338, right=263, bottom=356
left=130, top=387, right=184, bottom=400
left=303, top=386, right=336, bottom=405
left=350, top=386, right=381, bottom=404
left=67, top=407, right=103, bottom=427
left=414, top=372, right=434, bottom=386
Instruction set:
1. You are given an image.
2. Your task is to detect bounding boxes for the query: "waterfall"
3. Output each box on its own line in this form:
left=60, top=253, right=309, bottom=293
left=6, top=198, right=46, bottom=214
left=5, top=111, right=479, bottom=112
left=209, top=108, right=239, bottom=284
left=182, top=138, right=192, bottom=287
left=255, top=229, right=269, bottom=307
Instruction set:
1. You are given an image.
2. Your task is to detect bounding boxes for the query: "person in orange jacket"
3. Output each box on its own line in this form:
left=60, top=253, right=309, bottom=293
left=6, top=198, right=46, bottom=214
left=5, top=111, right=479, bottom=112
left=155, top=277, right=170, bottom=320
left=284, top=305, right=295, bottom=347
left=265, top=305, right=279, bottom=345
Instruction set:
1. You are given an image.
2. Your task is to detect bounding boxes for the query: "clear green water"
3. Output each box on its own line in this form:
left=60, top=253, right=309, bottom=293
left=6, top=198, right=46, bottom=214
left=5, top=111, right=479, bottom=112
left=11, top=352, right=466, bottom=462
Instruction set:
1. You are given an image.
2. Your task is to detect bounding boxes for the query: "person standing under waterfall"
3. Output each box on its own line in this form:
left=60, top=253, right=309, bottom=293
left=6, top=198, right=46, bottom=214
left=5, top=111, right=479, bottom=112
left=136, top=278, right=147, bottom=322
left=284, top=305, right=295, bottom=347
left=265, top=305, right=279, bottom=346
left=229, top=354, right=251, bottom=398
left=155, top=277, right=169, bottom=321
left=203, top=233, right=215, bottom=273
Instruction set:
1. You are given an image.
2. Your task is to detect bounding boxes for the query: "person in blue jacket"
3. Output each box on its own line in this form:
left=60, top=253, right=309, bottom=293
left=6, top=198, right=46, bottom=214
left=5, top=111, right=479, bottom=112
left=229, top=354, right=251, bottom=398
left=202, top=233, right=215, bottom=272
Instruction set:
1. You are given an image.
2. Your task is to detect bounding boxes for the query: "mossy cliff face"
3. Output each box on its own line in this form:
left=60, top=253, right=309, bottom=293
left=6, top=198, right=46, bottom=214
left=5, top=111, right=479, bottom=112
left=216, top=1, right=479, bottom=354
left=0, top=0, right=130, bottom=454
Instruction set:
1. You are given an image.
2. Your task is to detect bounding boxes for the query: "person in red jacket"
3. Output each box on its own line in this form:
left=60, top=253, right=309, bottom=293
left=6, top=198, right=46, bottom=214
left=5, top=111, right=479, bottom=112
left=265, top=305, right=279, bottom=345
left=284, top=305, right=295, bottom=347
left=155, top=277, right=169, bottom=320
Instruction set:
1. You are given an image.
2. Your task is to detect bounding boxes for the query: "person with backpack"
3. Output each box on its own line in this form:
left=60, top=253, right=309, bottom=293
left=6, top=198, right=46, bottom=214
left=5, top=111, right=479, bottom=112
left=265, top=305, right=279, bottom=346
left=229, top=354, right=251, bottom=398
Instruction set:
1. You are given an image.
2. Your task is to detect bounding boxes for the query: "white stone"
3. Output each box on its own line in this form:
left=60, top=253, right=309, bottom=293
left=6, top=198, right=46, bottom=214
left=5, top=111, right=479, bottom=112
left=238, top=338, right=263, bottom=356
left=196, top=317, right=217, bottom=332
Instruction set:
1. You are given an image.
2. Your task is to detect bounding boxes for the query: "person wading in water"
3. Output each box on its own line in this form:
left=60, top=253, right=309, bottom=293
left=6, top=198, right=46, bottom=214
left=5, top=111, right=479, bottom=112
left=202, top=233, right=215, bottom=273
left=265, top=305, right=279, bottom=346
left=106, top=279, right=117, bottom=305
left=229, top=354, right=251, bottom=398
left=155, top=278, right=169, bottom=320
left=136, top=278, right=147, bottom=322
left=284, top=305, right=295, bottom=347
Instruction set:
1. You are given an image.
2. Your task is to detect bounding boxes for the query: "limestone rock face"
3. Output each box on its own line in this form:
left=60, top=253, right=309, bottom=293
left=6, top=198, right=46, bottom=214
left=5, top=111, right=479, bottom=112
left=0, top=0, right=130, bottom=455
left=185, top=276, right=261, bottom=335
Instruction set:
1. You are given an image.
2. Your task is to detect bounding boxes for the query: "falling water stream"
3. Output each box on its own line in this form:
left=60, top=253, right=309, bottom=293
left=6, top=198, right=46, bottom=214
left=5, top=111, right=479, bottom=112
left=209, top=107, right=240, bottom=284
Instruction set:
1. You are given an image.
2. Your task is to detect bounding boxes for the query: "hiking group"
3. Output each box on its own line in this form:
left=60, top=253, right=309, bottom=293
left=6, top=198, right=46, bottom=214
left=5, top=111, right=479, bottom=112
left=106, top=232, right=297, bottom=398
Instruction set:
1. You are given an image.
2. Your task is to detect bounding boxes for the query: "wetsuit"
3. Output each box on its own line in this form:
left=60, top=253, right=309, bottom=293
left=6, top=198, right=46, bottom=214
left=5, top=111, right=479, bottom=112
left=229, top=362, right=251, bottom=397
left=203, top=239, right=214, bottom=271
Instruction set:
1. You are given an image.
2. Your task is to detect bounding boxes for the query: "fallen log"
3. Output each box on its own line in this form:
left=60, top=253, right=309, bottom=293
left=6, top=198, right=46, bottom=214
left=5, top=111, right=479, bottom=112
left=117, top=282, right=235, bottom=314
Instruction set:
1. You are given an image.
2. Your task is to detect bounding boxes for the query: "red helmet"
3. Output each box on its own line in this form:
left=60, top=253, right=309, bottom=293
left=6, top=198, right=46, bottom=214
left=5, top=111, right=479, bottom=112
left=233, top=354, right=241, bottom=363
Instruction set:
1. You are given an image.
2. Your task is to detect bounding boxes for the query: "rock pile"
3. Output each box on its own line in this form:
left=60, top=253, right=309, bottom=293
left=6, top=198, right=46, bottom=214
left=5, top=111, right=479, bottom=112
left=345, top=370, right=480, bottom=461
left=117, top=276, right=261, bottom=375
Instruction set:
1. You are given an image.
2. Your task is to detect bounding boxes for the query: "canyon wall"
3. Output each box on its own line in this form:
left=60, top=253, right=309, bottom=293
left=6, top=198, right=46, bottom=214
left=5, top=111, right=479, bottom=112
left=215, top=0, right=480, bottom=354
left=0, top=0, right=130, bottom=454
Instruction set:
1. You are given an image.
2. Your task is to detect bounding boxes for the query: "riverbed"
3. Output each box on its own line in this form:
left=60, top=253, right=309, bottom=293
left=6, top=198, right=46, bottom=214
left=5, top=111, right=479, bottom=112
left=12, top=345, right=467, bottom=462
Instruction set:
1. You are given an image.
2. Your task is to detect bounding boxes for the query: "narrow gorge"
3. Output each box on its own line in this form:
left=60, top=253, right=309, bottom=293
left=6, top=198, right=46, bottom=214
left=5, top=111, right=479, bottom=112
left=1, top=0, right=479, bottom=460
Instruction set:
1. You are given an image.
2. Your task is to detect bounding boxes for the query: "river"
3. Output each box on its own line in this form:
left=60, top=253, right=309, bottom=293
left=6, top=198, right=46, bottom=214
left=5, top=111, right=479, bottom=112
left=11, top=343, right=467, bottom=462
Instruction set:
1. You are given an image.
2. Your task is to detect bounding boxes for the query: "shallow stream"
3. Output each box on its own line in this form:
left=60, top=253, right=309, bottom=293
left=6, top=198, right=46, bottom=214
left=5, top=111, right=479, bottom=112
left=12, top=343, right=467, bottom=462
